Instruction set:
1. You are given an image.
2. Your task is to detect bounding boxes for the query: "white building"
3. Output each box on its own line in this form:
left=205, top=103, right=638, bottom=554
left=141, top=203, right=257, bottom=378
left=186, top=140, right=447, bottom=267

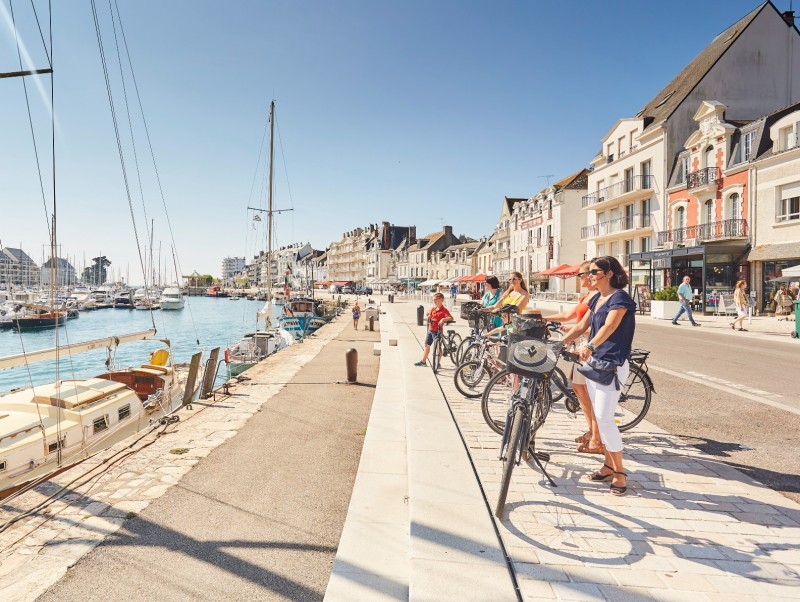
left=491, top=197, right=525, bottom=282
left=221, top=257, right=245, bottom=287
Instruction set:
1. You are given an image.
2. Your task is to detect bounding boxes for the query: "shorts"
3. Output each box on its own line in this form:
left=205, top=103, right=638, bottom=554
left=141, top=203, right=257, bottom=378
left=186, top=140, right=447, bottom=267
left=425, top=331, right=440, bottom=346
left=571, top=364, right=587, bottom=386
left=736, top=307, right=747, bottom=317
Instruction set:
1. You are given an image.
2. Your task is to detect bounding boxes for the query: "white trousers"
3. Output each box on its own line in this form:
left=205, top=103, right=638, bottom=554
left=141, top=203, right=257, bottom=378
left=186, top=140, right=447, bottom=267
left=584, top=360, right=629, bottom=453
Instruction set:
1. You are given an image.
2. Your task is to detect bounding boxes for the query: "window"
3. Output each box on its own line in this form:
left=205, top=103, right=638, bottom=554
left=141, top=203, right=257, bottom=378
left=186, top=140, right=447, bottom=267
left=728, top=193, right=740, bottom=220
left=641, top=236, right=651, bottom=253
left=778, top=196, right=800, bottom=222
left=641, top=160, right=652, bottom=188
left=118, top=405, right=131, bottom=421
left=629, top=129, right=638, bottom=150
left=743, top=131, right=755, bottom=161
left=93, top=416, right=108, bottom=434
left=624, top=240, right=633, bottom=266
left=624, top=168, right=635, bottom=192
left=704, top=200, right=714, bottom=224
left=0, top=461, right=6, bottom=472
left=625, top=204, right=635, bottom=229
left=606, top=142, right=614, bottom=161
left=705, top=146, right=715, bottom=169
left=48, top=438, right=65, bottom=453
left=597, top=244, right=606, bottom=256
left=781, top=126, right=794, bottom=151
left=641, top=198, right=651, bottom=227
left=679, top=156, right=690, bottom=183
left=618, top=136, right=626, bottom=157
left=676, top=207, right=686, bottom=236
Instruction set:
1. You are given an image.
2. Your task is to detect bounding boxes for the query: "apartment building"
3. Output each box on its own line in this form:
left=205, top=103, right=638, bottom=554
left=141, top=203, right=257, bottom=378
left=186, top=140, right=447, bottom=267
left=395, top=226, right=461, bottom=288
left=492, top=197, right=525, bottom=281
left=595, top=2, right=800, bottom=293
left=747, top=101, right=800, bottom=310
left=221, top=256, right=245, bottom=287
left=328, top=227, right=373, bottom=285
left=0, top=247, right=40, bottom=287
left=365, top=223, right=415, bottom=286
left=511, top=170, right=589, bottom=292
left=40, top=257, right=77, bottom=287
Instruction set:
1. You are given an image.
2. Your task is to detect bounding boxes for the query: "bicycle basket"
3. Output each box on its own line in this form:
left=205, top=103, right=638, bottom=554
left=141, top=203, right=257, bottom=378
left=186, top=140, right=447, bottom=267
left=460, top=301, right=482, bottom=321
left=507, top=335, right=563, bottom=377
left=510, top=314, right=549, bottom=340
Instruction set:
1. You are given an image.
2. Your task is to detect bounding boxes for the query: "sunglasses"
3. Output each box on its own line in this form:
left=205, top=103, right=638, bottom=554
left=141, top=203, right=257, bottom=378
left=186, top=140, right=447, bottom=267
left=588, top=268, right=605, bottom=276
left=576, top=271, right=587, bottom=277
left=511, top=277, right=520, bottom=281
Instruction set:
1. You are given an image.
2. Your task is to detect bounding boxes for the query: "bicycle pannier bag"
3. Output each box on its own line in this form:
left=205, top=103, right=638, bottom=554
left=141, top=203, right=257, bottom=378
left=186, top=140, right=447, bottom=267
left=577, top=356, right=620, bottom=390
left=460, top=301, right=482, bottom=321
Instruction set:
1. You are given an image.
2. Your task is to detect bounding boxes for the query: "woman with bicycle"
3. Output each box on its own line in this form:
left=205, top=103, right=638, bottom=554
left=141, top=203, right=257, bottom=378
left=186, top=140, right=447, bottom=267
left=487, top=271, right=530, bottom=313
left=482, top=276, right=504, bottom=329
left=548, top=262, right=603, bottom=455
left=562, top=256, right=636, bottom=496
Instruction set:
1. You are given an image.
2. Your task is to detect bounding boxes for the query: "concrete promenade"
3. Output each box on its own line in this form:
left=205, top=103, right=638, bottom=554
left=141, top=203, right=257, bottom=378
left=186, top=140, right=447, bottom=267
left=0, top=312, right=378, bottom=602
left=327, top=298, right=800, bottom=601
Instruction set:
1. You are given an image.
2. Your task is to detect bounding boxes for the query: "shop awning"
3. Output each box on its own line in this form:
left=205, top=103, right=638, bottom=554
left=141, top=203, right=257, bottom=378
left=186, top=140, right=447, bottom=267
left=747, top=241, right=800, bottom=262
left=551, top=263, right=582, bottom=277
left=455, top=274, right=487, bottom=283
left=419, top=279, right=441, bottom=287
left=536, top=264, right=569, bottom=277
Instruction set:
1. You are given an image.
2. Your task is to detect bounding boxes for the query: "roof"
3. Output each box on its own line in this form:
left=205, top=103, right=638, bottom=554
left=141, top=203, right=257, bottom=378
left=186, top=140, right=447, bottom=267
left=553, top=169, right=590, bottom=190
left=3, top=247, right=36, bottom=264
left=638, top=2, right=768, bottom=134
left=41, top=257, right=75, bottom=270
left=504, top=197, right=526, bottom=214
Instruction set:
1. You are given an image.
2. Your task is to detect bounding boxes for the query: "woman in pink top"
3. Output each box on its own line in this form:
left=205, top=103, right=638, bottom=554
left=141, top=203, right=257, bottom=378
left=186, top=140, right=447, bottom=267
left=548, top=261, right=602, bottom=454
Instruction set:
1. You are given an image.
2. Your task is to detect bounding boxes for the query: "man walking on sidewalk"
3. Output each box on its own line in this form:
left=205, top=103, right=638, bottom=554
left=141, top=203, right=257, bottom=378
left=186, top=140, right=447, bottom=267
left=672, top=275, right=701, bottom=326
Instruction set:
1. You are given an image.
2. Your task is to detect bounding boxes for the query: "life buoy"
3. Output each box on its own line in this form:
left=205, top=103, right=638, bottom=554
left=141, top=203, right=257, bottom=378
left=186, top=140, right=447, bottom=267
left=224, top=348, right=230, bottom=364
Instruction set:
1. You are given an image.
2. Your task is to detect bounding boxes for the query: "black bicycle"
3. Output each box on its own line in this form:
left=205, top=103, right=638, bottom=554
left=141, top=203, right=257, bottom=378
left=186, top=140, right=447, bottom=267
left=615, top=348, right=655, bottom=431
left=431, top=320, right=461, bottom=374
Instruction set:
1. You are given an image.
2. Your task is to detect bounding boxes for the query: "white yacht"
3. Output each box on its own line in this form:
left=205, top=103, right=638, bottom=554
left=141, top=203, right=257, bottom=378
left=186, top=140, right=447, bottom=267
left=159, top=287, right=185, bottom=310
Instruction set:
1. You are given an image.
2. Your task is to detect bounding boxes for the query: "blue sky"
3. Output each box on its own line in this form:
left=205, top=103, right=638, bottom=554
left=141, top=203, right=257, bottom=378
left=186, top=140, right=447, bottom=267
left=0, top=0, right=778, bottom=280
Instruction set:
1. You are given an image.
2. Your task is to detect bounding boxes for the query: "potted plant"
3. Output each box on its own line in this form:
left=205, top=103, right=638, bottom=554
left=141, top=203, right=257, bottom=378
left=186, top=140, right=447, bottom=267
left=650, top=286, right=681, bottom=320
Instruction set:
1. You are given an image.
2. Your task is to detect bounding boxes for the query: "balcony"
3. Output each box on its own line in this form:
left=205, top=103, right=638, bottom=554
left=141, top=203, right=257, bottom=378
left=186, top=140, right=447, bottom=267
left=657, top=219, right=748, bottom=247
left=686, top=167, right=719, bottom=194
left=582, top=175, right=653, bottom=209
left=581, top=213, right=653, bottom=241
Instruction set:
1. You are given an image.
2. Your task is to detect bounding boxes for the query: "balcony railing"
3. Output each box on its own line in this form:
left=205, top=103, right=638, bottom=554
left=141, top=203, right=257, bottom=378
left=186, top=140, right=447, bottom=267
left=582, top=175, right=653, bottom=208
left=686, top=167, right=719, bottom=190
left=581, top=213, right=652, bottom=240
left=657, top=219, right=748, bottom=246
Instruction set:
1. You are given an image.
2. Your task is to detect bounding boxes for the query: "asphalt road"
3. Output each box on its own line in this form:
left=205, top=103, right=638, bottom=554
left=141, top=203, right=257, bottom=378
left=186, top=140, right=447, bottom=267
left=37, top=324, right=380, bottom=602
left=629, top=322, right=800, bottom=504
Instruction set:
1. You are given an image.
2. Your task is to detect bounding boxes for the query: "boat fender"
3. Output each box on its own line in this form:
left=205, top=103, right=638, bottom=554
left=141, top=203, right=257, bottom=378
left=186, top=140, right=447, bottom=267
left=224, top=348, right=230, bottom=364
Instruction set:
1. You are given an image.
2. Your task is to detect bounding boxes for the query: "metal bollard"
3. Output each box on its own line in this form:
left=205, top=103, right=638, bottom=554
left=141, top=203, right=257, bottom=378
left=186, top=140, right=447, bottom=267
left=369, top=316, right=375, bottom=331
left=417, top=305, right=424, bottom=326
left=346, top=348, right=358, bottom=383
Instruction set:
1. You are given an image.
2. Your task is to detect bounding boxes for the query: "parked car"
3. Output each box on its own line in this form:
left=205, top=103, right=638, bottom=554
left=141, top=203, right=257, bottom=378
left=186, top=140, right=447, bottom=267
left=341, top=286, right=354, bottom=294
left=355, top=287, right=373, bottom=295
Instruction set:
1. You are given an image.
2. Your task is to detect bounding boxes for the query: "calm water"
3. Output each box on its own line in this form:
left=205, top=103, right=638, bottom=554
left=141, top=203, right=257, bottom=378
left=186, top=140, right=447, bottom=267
left=0, top=297, right=284, bottom=393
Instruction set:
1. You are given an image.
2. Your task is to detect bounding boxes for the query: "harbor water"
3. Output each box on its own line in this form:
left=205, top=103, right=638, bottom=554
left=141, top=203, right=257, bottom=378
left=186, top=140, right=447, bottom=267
left=0, top=297, right=285, bottom=393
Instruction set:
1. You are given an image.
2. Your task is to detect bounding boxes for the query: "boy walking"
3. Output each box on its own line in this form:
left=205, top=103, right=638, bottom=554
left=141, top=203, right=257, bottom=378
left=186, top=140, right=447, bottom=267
left=415, top=292, right=454, bottom=366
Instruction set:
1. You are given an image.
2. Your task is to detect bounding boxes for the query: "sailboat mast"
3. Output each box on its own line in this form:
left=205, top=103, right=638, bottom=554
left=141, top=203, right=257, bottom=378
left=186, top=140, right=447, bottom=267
left=266, top=100, right=275, bottom=303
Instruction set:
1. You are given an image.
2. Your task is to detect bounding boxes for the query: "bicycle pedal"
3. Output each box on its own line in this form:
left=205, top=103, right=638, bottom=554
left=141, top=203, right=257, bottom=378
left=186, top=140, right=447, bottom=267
left=534, top=451, right=550, bottom=463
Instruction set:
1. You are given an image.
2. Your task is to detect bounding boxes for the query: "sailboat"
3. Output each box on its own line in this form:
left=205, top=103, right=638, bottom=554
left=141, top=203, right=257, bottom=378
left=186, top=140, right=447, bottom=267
left=226, top=101, right=293, bottom=376
left=0, top=5, right=201, bottom=498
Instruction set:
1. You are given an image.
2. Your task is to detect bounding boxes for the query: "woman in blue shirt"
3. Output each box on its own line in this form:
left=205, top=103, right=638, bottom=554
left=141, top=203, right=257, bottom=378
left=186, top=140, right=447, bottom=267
left=563, top=256, right=636, bottom=496
left=481, top=276, right=502, bottom=329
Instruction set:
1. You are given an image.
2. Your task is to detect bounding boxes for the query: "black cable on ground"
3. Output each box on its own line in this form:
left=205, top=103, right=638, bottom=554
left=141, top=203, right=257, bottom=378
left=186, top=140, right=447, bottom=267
left=404, top=322, right=523, bottom=602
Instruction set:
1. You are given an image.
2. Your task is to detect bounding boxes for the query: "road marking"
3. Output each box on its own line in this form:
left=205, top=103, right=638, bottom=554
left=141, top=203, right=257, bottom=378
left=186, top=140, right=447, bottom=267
left=648, top=364, right=800, bottom=417
left=684, top=372, right=783, bottom=398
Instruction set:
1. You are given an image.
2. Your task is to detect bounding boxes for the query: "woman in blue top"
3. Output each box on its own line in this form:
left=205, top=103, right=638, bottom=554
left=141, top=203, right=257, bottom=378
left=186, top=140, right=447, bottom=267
left=481, top=276, right=503, bottom=329
left=563, top=256, right=636, bottom=496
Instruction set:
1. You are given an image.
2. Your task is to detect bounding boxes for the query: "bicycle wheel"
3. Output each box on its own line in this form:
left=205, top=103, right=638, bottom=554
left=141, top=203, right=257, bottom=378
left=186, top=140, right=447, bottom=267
left=455, top=336, right=474, bottom=364
left=461, top=342, right=481, bottom=365
left=454, top=361, right=489, bottom=399
left=496, top=405, right=524, bottom=518
left=448, top=333, right=463, bottom=365
left=481, top=369, right=515, bottom=435
left=616, top=365, right=651, bottom=432
left=431, top=336, right=441, bottom=374
left=549, top=366, right=568, bottom=403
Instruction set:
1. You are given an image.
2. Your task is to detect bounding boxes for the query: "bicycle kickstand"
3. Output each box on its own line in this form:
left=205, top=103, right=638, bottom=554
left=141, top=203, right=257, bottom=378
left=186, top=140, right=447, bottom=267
left=529, top=444, right=557, bottom=487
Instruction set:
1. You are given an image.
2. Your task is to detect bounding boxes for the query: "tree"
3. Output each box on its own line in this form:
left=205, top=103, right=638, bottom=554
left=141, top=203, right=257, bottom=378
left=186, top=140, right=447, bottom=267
left=82, top=256, right=111, bottom=285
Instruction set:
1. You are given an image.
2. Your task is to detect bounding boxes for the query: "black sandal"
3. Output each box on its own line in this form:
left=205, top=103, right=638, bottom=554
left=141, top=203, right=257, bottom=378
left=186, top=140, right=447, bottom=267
left=610, top=471, right=628, bottom=496
left=589, top=463, right=614, bottom=482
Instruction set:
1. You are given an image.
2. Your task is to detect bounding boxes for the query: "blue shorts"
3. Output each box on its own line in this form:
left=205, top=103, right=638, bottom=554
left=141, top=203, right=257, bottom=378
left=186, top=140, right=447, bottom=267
left=425, top=331, right=440, bottom=346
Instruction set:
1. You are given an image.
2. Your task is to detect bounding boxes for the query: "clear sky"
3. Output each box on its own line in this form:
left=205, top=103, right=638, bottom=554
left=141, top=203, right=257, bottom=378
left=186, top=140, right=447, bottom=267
left=0, top=0, right=777, bottom=281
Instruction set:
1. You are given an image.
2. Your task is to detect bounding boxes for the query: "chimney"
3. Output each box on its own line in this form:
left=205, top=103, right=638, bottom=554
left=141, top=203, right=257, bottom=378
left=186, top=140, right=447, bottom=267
left=782, top=10, right=795, bottom=26
left=409, top=226, right=417, bottom=244
left=444, top=225, right=453, bottom=240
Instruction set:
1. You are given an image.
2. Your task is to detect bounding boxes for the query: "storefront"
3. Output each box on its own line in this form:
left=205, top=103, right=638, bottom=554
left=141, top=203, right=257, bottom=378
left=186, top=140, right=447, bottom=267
left=747, top=242, right=800, bottom=312
left=629, top=241, right=749, bottom=313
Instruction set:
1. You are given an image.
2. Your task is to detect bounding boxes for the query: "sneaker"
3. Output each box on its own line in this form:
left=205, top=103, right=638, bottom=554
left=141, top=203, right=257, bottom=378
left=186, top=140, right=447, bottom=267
left=414, top=361, right=426, bottom=366
left=692, top=323, right=701, bottom=327
left=671, top=321, right=680, bottom=325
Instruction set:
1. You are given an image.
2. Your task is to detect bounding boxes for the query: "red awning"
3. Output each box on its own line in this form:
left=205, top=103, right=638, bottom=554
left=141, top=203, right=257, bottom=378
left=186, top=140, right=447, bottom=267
left=536, top=264, right=570, bottom=277
left=551, top=263, right=583, bottom=277
left=455, top=274, right=487, bottom=283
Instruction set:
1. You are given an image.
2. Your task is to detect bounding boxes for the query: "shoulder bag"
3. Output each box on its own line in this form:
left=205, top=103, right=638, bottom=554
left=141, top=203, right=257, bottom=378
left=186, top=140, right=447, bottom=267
left=577, top=356, right=620, bottom=390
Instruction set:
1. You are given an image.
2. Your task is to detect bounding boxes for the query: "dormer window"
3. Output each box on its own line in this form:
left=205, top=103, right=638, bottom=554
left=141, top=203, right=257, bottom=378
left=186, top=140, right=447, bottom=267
left=743, top=131, right=755, bottom=161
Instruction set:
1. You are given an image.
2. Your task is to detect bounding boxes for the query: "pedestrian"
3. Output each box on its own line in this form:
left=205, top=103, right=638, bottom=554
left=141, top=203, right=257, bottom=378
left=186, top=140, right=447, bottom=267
left=775, top=284, right=792, bottom=321
left=352, top=302, right=361, bottom=330
left=451, top=284, right=457, bottom=300
left=671, top=275, right=701, bottom=326
left=415, top=292, right=454, bottom=366
left=731, top=280, right=748, bottom=331
left=548, top=261, right=603, bottom=454
left=563, top=256, right=636, bottom=496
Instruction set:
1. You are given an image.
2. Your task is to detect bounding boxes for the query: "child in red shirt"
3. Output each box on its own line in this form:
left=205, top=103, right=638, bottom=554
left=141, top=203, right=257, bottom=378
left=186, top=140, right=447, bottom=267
left=415, top=292, right=453, bottom=366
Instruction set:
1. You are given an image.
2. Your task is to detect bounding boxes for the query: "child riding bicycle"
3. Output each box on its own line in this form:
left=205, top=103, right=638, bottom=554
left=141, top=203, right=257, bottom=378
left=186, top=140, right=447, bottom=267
left=415, top=292, right=454, bottom=366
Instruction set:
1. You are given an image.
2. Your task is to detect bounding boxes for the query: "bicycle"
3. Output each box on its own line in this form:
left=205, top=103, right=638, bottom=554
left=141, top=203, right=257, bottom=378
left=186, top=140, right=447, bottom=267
left=616, top=348, right=655, bottom=431
left=493, top=337, right=579, bottom=517
left=430, top=320, right=461, bottom=374
left=453, top=333, right=507, bottom=398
